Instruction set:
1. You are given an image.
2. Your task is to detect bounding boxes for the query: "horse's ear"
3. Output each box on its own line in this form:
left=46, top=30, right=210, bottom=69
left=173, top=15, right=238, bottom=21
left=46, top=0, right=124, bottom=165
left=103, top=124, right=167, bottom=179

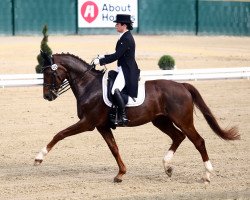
left=40, top=50, right=53, bottom=66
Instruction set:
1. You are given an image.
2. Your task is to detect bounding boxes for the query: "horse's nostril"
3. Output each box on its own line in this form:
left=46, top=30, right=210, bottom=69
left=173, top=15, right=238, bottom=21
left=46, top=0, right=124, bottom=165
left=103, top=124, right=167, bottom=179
left=44, top=94, right=50, bottom=100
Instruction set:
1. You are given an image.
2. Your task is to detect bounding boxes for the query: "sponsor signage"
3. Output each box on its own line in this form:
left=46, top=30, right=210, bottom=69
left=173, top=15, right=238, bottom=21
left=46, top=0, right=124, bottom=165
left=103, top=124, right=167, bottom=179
left=78, top=0, right=138, bottom=28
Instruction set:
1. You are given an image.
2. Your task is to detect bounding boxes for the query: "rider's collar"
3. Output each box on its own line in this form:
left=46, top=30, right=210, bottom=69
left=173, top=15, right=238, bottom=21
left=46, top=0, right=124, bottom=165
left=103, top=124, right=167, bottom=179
left=119, top=30, right=128, bottom=40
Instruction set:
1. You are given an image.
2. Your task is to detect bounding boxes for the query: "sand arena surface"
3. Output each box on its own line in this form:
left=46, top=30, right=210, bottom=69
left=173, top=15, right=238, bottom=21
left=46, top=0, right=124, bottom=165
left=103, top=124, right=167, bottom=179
left=0, top=36, right=249, bottom=199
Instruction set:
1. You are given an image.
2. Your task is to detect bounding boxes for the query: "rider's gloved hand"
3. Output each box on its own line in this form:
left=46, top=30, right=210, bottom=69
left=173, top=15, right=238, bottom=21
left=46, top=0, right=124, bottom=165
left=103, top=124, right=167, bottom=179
left=93, top=58, right=100, bottom=65
left=98, top=55, right=105, bottom=59
left=92, top=55, right=106, bottom=71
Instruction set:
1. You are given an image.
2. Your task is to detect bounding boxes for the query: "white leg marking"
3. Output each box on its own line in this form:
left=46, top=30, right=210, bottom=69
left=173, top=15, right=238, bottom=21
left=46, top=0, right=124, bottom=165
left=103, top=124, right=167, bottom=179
left=163, top=150, right=174, bottom=162
left=204, top=160, right=213, bottom=172
left=35, top=147, right=48, bottom=160
left=163, top=150, right=174, bottom=176
left=203, top=160, right=213, bottom=182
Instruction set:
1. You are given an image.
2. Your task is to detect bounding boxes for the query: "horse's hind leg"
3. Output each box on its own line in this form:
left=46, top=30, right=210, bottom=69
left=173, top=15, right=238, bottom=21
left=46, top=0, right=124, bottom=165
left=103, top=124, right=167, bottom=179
left=179, top=123, right=213, bottom=183
left=152, top=116, right=186, bottom=177
left=97, top=126, right=126, bottom=183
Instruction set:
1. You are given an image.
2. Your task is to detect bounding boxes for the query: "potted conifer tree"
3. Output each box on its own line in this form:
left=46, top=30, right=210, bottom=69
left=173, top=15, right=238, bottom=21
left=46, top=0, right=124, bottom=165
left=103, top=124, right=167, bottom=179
left=35, top=25, right=53, bottom=73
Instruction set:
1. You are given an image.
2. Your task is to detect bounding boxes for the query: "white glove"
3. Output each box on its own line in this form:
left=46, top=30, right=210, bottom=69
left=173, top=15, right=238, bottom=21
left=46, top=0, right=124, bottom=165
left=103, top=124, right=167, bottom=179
left=98, top=54, right=105, bottom=59
left=93, top=58, right=100, bottom=65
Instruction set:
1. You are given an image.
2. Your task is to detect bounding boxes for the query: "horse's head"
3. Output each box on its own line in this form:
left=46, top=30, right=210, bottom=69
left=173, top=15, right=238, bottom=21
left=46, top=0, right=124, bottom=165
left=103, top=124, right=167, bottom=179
left=41, top=51, right=68, bottom=101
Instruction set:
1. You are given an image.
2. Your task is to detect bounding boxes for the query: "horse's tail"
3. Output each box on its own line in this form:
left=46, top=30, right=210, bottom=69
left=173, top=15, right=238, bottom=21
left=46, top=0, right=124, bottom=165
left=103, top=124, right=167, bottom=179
left=182, top=83, right=240, bottom=140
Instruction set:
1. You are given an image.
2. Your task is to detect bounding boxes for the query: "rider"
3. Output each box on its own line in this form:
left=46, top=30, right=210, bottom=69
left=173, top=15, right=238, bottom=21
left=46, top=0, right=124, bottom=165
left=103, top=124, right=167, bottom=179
left=93, top=14, right=140, bottom=125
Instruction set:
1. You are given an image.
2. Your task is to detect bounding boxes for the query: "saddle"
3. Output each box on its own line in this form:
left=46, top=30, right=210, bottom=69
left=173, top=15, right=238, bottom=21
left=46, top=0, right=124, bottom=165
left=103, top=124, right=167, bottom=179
left=102, top=70, right=145, bottom=107
left=102, top=70, right=146, bottom=129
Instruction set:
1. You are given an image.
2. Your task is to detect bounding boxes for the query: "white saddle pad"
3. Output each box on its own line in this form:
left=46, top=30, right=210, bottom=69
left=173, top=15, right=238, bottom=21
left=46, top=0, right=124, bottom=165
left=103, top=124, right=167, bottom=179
left=102, top=71, right=145, bottom=107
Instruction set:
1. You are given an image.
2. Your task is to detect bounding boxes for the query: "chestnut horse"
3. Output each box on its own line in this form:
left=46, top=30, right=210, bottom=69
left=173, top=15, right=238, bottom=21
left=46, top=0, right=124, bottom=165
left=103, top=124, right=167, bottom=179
left=34, top=52, right=240, bottom=183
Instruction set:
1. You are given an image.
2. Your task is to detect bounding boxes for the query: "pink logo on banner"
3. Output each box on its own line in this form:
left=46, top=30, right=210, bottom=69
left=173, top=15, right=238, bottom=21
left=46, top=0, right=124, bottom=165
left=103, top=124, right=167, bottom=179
left=81, top=1, right=99, bottom=23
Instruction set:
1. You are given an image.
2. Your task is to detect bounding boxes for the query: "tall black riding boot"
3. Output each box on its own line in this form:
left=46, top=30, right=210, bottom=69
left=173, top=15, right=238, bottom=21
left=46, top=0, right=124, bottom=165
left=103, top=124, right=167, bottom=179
left=113, top=89, right=129, bottom=126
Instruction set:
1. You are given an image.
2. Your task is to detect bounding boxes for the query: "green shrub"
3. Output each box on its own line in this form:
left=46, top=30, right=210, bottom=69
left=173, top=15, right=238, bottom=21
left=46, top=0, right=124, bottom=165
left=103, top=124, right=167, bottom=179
left=35, top=25, right=53, bottom=73
left=158, top=55, right=175, bottom=70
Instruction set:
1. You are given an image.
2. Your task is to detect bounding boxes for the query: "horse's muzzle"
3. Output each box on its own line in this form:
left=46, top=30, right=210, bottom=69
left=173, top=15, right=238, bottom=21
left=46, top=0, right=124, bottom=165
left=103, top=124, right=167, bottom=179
left=43, top=92, right=57, bottom=101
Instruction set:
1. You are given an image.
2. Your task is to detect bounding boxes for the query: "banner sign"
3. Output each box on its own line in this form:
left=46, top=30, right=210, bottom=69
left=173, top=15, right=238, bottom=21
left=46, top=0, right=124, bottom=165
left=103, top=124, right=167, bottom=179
left=78, top=0, right=138, bottom=28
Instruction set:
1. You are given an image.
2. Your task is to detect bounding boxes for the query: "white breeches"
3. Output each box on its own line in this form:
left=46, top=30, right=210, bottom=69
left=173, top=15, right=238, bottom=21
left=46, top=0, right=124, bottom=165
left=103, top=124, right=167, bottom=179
left=111, top=66, right=125, bottom=95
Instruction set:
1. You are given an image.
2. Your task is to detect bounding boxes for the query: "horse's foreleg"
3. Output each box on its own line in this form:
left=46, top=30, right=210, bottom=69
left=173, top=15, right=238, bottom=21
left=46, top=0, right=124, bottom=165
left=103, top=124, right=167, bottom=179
left=34, top=119, right=93, bottom=165
left=152, top=116, right=186, bottom=177
left=97, top=126, right=126, bottom=183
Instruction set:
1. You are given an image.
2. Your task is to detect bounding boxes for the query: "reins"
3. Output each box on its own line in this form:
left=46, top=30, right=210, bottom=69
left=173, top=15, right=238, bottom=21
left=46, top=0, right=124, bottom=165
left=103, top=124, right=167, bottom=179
left=56, top=79, right=71, bottom=96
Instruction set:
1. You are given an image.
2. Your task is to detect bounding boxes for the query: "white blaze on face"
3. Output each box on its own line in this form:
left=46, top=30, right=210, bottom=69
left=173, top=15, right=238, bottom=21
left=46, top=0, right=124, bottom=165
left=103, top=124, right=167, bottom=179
left=35, top=147, right=48, bottom=160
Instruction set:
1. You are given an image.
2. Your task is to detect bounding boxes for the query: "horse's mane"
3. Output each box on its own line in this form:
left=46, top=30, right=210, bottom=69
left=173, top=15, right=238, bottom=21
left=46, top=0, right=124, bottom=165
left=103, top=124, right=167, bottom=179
left=53, top=53, right=90, bottom=66
left=53, top=53, right=104, bottom=74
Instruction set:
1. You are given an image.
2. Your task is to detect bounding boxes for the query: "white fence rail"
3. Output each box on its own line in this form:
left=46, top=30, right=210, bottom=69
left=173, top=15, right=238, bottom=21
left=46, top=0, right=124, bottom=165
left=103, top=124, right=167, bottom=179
left=141, top=67, right=250, bottom=81
left=0, top=74, right=43, bottom=88
left=0, top=67, right=249, bottom=88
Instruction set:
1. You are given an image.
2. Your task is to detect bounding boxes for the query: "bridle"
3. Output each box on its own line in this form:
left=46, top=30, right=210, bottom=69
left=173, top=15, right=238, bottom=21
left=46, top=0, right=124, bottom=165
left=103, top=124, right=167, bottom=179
left=42, top=64, right=71, bottom=97
left=42, top=62, right=97, bottom=97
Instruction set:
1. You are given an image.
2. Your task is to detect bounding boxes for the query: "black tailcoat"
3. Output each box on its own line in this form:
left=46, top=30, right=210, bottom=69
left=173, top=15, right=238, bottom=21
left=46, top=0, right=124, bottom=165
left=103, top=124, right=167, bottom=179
left=99, top=31, right=140, bottom=98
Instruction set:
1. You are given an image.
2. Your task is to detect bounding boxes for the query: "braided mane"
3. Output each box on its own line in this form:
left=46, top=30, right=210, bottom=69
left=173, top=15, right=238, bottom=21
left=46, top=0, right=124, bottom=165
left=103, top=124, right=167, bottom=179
left=54, top=52, right=91, bottom=67
left=53, top=52, right=104, bottom=74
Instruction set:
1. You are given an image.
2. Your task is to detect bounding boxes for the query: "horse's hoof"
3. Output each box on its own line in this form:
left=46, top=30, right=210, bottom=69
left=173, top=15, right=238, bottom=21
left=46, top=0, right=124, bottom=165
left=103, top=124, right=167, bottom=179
left=34, top=159, right=43, bottom=166
left=114, top=177, right=123, bottom=183
left=165, top=166, right=174, bottom=177
left=201, top=177, right=210, bottom=184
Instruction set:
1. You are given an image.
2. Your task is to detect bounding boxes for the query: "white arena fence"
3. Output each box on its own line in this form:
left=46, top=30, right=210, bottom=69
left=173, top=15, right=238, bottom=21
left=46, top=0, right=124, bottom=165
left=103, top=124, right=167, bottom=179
left=0, top=67, right=249, bottom=88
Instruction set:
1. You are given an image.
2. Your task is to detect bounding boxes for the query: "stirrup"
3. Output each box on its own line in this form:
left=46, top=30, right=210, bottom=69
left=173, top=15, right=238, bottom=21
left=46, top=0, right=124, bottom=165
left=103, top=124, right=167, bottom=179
left=117, top=115, right=129, bottom=126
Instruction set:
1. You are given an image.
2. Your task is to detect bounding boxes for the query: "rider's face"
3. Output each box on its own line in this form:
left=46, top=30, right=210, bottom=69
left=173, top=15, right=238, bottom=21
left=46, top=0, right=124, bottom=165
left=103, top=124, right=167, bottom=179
left=115, top=23, right=127, bottom=33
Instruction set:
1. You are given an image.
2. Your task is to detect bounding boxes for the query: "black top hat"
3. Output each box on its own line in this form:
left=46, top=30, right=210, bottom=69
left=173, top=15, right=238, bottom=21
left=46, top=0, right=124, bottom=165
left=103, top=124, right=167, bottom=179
left=113, top=14, right=133, bottom=24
